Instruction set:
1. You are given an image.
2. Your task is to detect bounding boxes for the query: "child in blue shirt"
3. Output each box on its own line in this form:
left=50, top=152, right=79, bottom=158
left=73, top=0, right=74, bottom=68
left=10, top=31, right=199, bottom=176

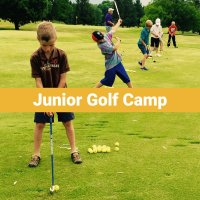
left=92, top=19, right=133, bottom=88
left=137, top=20, right=153, bottom=70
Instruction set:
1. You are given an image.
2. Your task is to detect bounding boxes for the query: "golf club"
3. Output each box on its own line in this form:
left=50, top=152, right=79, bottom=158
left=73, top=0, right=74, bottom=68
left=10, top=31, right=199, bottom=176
left=147, top=47, right=156, bottom=63
left=49, top=115, right=55, bottom=193
left=114, top=0, right=121, bottom=19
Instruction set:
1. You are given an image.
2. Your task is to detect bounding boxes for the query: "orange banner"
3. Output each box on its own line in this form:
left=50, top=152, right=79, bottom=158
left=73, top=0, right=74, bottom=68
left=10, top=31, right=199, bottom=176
left=0, top=88, right=200, bottom=112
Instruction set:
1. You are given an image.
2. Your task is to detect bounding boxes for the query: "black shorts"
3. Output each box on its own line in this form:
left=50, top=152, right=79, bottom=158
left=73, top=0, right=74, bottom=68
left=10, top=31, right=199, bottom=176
left=34, top=112, right=75, bottom=123
left=151, top=37, right=160, bottom=48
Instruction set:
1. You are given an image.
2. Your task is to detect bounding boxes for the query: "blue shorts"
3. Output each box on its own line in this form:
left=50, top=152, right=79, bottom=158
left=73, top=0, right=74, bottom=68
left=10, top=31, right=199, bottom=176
left=100, top=62, right=130, bottom=87
left=34, top=112, right=75, bottom=123
left=138, top=44, right=149, bottom=55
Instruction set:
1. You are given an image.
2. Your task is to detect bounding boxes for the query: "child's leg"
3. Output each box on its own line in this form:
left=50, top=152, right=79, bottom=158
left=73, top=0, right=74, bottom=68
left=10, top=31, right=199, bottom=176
left=33, top=123, right=45, bottom=156
left=141, top=54, right=148, bottom=67
left=150, top=37, right=154, bottom=54
left=62, top=120, right=76, bottom=153
left=167, top=35, right=171, bottom=46
left=126, top=82, right=133, bottom=88
left=94, top=82, right=103, bottom=88
left=172, top=36, right=177, bottom=47
left=155, top=39, right=160, bottom=55
left=62, top=120, right=82, bottom=164
left=115, top=63, right=133, bottom=87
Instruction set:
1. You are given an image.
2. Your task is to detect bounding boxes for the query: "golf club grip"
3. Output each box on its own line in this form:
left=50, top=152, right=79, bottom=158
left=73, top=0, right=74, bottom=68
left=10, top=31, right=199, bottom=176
left=114, top=1, right=121, bottom=19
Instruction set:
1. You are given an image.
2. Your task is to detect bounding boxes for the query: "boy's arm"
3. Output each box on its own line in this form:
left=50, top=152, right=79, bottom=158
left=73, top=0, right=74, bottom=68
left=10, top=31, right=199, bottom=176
left=112, top=19, right=122, bottom=33
left=140, top=38, right=147, bottom=49
left=58, top=73, right=66, bottom=88
left=150, top=26, right=158, bottom=37
left=35, top=78, right=43, bottom=88
left=113, top=37, right=121, bottom=51
left=107, top=21, right=114, bottom=26
left=168, top=26, right=172, bottom=35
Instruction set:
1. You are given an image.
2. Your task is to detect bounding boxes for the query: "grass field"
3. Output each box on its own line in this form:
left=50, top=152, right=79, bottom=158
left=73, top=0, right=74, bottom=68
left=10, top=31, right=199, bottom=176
left=0, top=21, right=200, bottom=200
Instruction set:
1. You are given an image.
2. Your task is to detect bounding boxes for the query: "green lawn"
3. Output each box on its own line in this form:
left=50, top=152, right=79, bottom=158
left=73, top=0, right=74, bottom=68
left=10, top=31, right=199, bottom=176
left=0, top=21, right=200, bottom=200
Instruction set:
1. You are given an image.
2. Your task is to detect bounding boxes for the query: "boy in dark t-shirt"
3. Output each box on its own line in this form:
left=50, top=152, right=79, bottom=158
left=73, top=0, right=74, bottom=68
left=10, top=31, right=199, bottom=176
left=29, top=22, right=82, bottom=167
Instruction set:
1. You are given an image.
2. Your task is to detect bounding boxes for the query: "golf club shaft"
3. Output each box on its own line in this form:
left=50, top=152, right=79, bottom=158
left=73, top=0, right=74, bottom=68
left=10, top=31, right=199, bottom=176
left=114, top=1, right=121, bottom=19
left=50, top=116, right=55, bottom=187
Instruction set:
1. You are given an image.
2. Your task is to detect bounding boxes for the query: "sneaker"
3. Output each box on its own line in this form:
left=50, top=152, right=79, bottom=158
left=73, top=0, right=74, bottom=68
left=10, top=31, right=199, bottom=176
left=138, top=61, right=142, bottom=66
left=140, top=67, right=148, bottom=71
left=148, top=54, right=152, bottom=57
left=28, top=155, right=41, bottom=167
left=174, top=46, right=178, bottom=48
left=71, top=152, right=82, bottom=164
left=155, top=54, right=161, bottom=57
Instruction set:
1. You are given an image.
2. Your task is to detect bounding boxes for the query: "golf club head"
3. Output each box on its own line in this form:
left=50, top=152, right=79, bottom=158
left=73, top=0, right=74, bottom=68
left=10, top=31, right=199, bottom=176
left=50, top=186, right=55, bottom=193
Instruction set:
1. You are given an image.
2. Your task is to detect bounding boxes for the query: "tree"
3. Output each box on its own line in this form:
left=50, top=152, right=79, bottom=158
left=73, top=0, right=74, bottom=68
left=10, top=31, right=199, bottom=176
left=51, top=0, right=74, bottom=24
left=134, top=0, right=145, bottom=27
left=89, top=4, right=103, bottom=25
left=98, top=0, right=113, bottom=25
left=112, top=0, right=137, bottom=27
left=75, top=0, right=91, bottom=25
left=0, top=0, right=48, bottom=30
left=141, top=0, right=200, bottom=33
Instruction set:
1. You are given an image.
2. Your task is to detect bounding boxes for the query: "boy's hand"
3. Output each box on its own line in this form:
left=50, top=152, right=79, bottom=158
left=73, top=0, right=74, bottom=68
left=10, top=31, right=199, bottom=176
left=45, top=112, right=54, bottom=117
left=115, top=36, right=121, bottom=42
left=118, top=19, right=123, bottom=24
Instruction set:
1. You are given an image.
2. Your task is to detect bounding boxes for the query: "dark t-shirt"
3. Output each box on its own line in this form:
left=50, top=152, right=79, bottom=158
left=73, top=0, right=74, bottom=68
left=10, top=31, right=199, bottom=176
left=30, top=47, right=70, bottom=88
left=105, top=13, right=113, bottom=27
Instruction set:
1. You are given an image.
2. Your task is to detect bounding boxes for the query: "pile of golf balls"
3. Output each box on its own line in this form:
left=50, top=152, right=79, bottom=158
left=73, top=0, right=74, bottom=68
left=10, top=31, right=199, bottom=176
left=87, top=142, right=120, bottom=154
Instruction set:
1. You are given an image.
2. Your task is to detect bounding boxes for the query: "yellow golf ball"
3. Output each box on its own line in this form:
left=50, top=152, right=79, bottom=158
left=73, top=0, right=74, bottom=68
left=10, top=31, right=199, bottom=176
left=88, top=148, right=93, bottom=153
left=54, top=185, right=59, bottom=191
left=114, top=147, right=119, bottom=151
left=115, top=142, right=119, bottom=146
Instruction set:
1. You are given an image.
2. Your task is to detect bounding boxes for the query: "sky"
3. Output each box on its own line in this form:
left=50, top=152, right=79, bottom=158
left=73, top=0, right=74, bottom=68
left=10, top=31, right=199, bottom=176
left=88, top=0, right=151, bottom=6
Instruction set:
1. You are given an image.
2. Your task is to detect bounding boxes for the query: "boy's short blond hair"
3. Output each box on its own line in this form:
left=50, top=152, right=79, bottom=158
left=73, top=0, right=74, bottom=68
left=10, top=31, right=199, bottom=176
left=145, top=20, right=153, bottom=27
left=37, top=21, right=57, bottom=44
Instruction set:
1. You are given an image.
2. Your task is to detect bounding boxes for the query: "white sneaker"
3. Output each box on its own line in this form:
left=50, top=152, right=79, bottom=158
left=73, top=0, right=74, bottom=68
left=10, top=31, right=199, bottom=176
left=156, top=54, right=161, bottom=57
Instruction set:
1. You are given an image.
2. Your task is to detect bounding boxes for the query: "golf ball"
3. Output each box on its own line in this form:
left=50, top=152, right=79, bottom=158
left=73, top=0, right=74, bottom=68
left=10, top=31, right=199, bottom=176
left=114, top=147, right=119, bottom=151
left=102, top=145, right=107, bottom=153
left=93, top=147, right=97, bottom=153
left=54, top=185, right=59, bottom=191
left=97, top=145, right=102, bottom=152
left=88, top=148, right=93, bottom=153
left=115, top=142, right=119, bottom=146
left=106, top=146, right=111, bottom=152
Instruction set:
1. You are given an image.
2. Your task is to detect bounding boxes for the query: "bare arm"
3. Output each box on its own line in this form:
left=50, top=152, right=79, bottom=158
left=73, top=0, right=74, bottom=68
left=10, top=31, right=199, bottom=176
left=140, top=39, right=147, bottom=49
left=35, top=77, right=54, bottom=115
left=58, top=73, right=66, bottom=88
left=107, top=20, right=114, bottom=26
left=113, top=37, right=121, bottom=51
left=112, top=19, right=122, bottom=33
left=35, top=78, right=43, bottom=88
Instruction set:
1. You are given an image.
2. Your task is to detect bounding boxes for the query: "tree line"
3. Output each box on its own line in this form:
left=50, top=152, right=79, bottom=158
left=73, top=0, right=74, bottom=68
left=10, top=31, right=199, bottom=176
left=0, top=0, right=144, bottom=29
left=142, top=0, right=200, bottom=34
left=0, top=0, right=199, bottom=34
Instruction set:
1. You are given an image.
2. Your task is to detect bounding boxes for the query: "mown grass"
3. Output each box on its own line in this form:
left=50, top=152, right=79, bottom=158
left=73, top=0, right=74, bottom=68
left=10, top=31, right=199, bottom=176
left=0, top=21, right=200, bottom=200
